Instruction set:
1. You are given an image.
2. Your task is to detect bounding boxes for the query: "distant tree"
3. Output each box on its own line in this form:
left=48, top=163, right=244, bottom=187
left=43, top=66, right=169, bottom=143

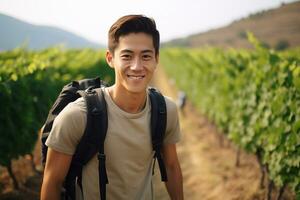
left=238, top=31, right=247, bottom=39
left=261, top=41, right=270, bottom=49
left=275, top=39, right=289, bottom=51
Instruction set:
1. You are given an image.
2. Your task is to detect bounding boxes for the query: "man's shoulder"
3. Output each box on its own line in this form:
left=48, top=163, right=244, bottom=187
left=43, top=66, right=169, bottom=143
left=163, top=95, right=178, bottom=112
left=72, top=97, right=87, bottom=111
left=162, top=95, right=181, bottom=143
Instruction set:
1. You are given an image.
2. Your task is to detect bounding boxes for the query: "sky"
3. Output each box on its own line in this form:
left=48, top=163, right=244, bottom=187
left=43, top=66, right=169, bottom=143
left=0, top=0, right=298, bottom=45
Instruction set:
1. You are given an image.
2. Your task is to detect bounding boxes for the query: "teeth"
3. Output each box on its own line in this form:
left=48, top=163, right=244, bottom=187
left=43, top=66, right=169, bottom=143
left=127, top=75, right=145, bottom=80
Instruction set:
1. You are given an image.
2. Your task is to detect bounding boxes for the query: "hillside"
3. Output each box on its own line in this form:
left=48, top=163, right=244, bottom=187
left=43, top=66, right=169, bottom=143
left=163, top=1, right=300, bottom=49
left=0, top=13, right=102, bottom=50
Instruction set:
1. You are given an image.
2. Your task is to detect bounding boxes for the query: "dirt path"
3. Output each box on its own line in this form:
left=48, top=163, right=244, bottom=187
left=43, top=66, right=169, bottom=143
left=0, top=65, right=295, bottom=200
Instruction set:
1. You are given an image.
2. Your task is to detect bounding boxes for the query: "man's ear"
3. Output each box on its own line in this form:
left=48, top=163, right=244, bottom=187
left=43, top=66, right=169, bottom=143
left=154, top=54, right=159, bottom=71
left=155, top=54, right=159, bottom=64
left=106, top=50, right=114, bottom=68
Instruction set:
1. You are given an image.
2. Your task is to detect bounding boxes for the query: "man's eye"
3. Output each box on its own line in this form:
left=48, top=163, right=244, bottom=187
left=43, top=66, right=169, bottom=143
left=121, top=55, right=131, bottom=60
left=143, top=55, right=152, bottom=60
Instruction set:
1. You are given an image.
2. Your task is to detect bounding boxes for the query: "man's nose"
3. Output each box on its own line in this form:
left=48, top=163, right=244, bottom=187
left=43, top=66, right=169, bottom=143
left=130, top=58, right=143, bottom=70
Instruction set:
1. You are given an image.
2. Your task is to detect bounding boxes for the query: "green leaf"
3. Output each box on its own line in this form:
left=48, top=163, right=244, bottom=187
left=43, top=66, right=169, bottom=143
left=10, top=73, right=18, bottom=81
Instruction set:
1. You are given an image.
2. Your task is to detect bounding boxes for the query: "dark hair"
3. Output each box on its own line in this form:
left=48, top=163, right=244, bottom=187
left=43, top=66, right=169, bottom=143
left=108, top=15, right=160, bottom=56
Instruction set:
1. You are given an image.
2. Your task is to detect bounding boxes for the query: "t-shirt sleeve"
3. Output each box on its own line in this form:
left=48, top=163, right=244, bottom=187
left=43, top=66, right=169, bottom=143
left=45, top=98, right=87, bottom=155
left=163, top=96, right=181, bottom=144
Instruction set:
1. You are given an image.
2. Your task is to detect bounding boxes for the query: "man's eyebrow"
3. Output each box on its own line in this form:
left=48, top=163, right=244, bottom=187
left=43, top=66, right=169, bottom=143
left=119, top=49, right=154, bottom=54
left=141, top=50, right=154, bottom=54
left=120, top=49, right=133, bottom=54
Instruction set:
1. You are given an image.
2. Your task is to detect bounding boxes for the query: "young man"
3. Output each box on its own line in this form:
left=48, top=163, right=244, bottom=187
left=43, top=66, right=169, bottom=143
left=41, top=15, right=183, bottom=200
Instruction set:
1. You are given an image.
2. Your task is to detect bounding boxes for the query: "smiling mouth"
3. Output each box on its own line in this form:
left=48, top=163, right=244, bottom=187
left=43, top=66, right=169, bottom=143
left=127, top=75, right=145, bottom=80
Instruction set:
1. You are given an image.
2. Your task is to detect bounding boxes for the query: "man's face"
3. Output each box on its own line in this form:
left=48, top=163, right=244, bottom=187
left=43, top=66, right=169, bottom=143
left=106, top=32, right=158, bottom=94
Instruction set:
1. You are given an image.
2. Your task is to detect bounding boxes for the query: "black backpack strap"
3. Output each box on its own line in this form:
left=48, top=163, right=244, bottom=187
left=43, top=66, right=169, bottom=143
left=93, top=88, right=109, bottom=200
left=148, top=88, right=168, bottom=182
left=64, top=88, right=108, bottom=200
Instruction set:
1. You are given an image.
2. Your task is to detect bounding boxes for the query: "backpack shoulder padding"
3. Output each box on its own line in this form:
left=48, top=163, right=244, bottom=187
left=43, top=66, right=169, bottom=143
left=71, top=88, right=107, bottom=165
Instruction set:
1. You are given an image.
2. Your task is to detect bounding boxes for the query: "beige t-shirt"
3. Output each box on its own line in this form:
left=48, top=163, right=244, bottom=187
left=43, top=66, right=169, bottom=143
left=46, top=87, right=181, bottom=200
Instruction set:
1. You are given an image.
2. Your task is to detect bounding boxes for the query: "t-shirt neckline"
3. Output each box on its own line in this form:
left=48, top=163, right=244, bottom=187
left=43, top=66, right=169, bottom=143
left=103, top=87, right=150, bottom=119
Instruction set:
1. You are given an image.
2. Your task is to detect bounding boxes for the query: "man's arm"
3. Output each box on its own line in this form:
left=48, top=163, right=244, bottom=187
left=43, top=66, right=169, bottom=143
left=162, top=143, right=184, bottom=200
left=40, top=148, right=73, bottom=200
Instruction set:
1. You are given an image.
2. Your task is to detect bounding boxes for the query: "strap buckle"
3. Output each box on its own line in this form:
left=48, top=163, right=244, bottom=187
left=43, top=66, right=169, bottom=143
left=85, top=86, right=96, bottom=94
left=97, top=153, right=106, bottom=161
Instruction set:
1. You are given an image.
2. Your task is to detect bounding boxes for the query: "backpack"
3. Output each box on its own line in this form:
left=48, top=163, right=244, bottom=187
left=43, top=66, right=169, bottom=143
left=41, top=77, right=168, bottom=200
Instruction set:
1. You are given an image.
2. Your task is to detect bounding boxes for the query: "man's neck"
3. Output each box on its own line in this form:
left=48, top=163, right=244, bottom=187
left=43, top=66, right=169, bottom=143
left=107, top=85, right=147, bottom=114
